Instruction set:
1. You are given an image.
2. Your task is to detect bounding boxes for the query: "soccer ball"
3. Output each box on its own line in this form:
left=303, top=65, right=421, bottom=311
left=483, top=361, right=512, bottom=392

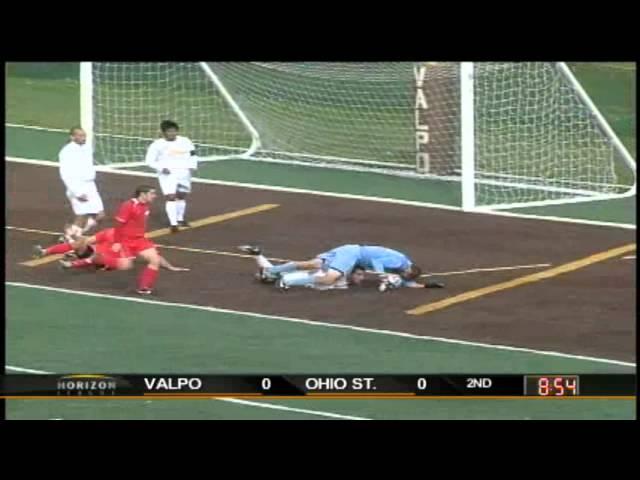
left=63, top=224, right=84, bottom=243
left=378, top=274, right=403, bottom=292
left=387, top=274, right=403, bottom=288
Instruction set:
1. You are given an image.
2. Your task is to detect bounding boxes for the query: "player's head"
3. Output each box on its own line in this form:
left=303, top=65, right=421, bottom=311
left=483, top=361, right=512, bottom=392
left=160, top=120, right=179, bottom=141
left=401, top=264, right=422, bottom=281
left=135, top=185, right=158, bottom=204
left=349, top=266, right=366, bottom=285
left=69, top=127, right=86, bottom=145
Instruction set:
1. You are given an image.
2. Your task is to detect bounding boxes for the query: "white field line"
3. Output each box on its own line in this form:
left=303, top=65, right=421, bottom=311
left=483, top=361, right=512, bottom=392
left=3, top=365, right=369, bottom=420
left=7, top=224, right=553, bottom=277
left=5, top=155, right=636, bottom=230
left=422, top=264, right=552, bottom=277
left=6, top=282, right=636, bottom=367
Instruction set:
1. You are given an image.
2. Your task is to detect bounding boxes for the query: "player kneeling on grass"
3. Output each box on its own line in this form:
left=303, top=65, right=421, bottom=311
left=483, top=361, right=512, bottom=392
left=33, top=227, right=189, bottom=273
left=238, top=244, right=444, bottom=292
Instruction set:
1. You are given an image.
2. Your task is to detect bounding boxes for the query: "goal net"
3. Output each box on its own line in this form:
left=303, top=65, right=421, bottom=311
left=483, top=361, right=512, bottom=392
left=84, top=62, right=636, bottom=211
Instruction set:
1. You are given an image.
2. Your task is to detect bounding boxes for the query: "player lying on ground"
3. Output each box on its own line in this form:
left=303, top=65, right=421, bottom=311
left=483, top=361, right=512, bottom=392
left=36, top=185, right=168, bottom=295
left=238, top=246, right=366, bottom=290
left=33, top=227, right=189, bottom=272
left=58, top=126, right=106, bottom=236
left=145, top=120, right=198, bottom=233
left=238, top=245, right=445, bottom=292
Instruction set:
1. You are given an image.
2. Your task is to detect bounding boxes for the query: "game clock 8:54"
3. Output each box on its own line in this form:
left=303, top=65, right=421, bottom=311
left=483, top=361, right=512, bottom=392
left=525, top=376, right=579, bottom=396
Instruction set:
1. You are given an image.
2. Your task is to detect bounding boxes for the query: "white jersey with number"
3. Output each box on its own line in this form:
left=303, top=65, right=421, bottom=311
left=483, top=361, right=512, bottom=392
left=145, top=136, right=198, bottom=173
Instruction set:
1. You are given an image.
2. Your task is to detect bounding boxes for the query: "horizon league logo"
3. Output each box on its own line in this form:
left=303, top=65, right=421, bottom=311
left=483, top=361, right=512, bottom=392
left=57, top=375, right=118, bottom=396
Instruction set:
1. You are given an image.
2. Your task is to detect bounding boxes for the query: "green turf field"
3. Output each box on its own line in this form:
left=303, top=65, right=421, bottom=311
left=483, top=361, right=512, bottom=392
left=5, top=62, right=636, bottom=420
left=6, top=284, right=635, bottom=420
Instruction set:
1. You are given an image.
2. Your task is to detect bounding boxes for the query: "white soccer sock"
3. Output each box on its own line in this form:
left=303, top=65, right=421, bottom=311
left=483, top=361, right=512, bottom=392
left=165, top=201, right=178, bottom=226
left=82, top=217, right=97, bottom=233
left=256, top=254, right=273, bottom=269
left=176, top=199, right=186, bottom=222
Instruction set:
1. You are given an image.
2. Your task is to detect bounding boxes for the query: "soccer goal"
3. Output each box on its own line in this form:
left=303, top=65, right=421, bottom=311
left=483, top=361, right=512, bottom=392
left=81, top=62, right=636, bottom=211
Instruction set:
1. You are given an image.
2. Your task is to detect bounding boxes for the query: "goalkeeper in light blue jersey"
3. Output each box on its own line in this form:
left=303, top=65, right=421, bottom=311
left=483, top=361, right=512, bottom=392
left=237, top=244, right=444, bottom=292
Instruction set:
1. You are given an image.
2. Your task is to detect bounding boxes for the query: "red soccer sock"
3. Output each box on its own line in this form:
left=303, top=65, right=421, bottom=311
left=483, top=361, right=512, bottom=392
left=46, top=243, right=75, bottom=255
left=138, top=266, right=159, bottom=290
left=70, top=258, right=94, bottom=269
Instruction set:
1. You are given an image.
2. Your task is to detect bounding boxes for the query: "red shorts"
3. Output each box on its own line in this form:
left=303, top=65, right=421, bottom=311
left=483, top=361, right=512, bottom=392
left=94, top=241, right=130, bottom=257
left=94, top=228, right=116, bottom=245
left=121, top=237, right=157, bottom=257
left=93, top=243, right=128, bottom=267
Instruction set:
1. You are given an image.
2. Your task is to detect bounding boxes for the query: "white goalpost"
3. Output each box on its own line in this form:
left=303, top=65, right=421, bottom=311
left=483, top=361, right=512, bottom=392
left=80, top=62, right=636, bottom=212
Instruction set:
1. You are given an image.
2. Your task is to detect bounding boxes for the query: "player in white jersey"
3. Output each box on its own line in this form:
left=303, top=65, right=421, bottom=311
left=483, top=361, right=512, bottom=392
left=58, top=127, right=105, bottom=237
left=145, top=120, right=199, bottom=233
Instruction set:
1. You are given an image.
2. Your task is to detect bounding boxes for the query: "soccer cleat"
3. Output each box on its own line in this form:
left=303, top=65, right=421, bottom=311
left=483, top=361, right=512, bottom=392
left=277, top=277, right=290, bottom=292
left=178, top=220, right=191, bottom=227
left=237, top=245, right=262, bottom=256
left=58, top=259, right=73, bottom=269
left=136, top=288, right=153, bottom=295
left=256, top=268, right=277, bottom=284
left=33, top=245, right=47, bottom=258
left=424, top=280, right=445, bottom=289
left=170, top=225, right=180, bottom=234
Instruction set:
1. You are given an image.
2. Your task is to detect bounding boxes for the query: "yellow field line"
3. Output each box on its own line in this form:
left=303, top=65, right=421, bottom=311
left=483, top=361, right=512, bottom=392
left=20, top=255, right=66, bottom=267
left=406, top=243, right=636, bottom=316
left=145, top=204, right=279, bottom=239
left=10, top=225, right=631, bottom=282
left=18, top=204, right=279, bottom=267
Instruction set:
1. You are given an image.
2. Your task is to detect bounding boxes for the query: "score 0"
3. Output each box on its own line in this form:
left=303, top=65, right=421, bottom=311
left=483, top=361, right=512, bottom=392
left=417, top=377, right=428, bottom=391
left=261, top=378, right=272, bottom=391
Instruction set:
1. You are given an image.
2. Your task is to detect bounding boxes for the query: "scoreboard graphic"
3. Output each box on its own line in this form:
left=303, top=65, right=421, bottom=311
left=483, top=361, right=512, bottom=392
left=0, top=374, right=635, bottom=399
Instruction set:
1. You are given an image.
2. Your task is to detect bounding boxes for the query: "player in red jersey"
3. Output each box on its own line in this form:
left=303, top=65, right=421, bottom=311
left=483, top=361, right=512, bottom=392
left=33, top=227, right=188, bottom=272
left=112, top=185, right=164, bottom=294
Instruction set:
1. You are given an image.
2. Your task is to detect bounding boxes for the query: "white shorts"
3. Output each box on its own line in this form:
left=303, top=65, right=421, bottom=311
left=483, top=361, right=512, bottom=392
left=66, top=181, right=104, bottom=215
left=158, top=170, right=192, bottom=195
left=312, top=270, right=349, bottom=290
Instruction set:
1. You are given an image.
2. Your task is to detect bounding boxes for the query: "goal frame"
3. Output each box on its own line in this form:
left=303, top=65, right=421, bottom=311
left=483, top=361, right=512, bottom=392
left=459, top=62, right=636, bottom=212
left=79, top=62, right=261, bottom=165
left=80, top=62, right=636, bottom=212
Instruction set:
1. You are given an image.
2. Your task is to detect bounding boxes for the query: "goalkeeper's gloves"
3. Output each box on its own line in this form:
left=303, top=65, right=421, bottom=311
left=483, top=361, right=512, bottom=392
left=423, top=279, right=445, bottom=288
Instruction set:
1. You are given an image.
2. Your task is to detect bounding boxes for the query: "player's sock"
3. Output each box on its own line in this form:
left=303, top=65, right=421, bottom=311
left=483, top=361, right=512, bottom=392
left=256, top=255, right=273, bottom=269
left=165, top=201, right=178, bottom=226
left=267, top=262, right=298, bottom=275
left=281, top=271, right=316, bottom=288
left=138, top=266, right=159, bottom=290
left=70, top=258, right=94, bottom=269
left=82, top=217, right=97, bottom=233
left=176, top=200, right=186, bottom=222
left=45, top=243, right=75, bottom=255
